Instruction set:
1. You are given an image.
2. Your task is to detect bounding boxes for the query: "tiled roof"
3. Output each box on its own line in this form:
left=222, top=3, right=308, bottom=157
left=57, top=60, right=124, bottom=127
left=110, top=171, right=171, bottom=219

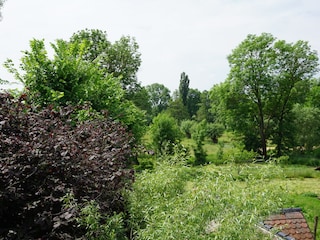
left=261, top=208, right=314, bottom=240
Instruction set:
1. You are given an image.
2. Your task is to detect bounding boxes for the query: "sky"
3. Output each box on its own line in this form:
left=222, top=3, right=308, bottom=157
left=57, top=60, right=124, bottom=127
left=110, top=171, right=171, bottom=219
left=0, top=0, right=319, bottom=92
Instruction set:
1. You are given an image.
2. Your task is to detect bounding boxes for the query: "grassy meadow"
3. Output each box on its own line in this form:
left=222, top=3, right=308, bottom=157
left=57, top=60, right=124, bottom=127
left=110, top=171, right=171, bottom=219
left=131, top=132, right=320, bottom=239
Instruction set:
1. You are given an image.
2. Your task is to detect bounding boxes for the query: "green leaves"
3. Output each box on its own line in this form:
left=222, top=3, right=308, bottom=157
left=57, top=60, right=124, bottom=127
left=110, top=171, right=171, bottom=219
left=225, top=33, right=319, bottom=157
left=70, top=29, right=142, bottom=95
left=146, top=83, right=171, bottom=117
left=150, top=113, right=182, bottom=154
left=128, top=162, right=285, bottom=239
left=4, top=32, right=147, bottom=140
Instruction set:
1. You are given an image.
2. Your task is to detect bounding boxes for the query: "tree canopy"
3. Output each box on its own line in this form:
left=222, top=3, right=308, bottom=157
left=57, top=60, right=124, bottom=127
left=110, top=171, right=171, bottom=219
left=225, top=33, right=319, bottom=158
left=146, top=83, right=171, bottom=117
left=179, top=72, right=190, bottom=106
left=70, top=29, right=142, bottom=97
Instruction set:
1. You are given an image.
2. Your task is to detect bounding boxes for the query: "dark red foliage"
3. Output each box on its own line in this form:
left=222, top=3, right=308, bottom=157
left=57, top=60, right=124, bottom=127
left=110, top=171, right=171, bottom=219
left=0, top=93, right=135, bottom=239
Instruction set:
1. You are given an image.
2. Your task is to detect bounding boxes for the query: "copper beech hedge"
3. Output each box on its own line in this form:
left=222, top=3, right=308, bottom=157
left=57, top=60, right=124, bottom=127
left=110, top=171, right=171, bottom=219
left=0, top=93, right=135, bottom=239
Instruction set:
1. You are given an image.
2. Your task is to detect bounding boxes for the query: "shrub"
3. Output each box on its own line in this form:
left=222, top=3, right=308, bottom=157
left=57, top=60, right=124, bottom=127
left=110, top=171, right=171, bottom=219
left=180, top=119, right=195, bottom=138
left=206, top=123, right=224, bottom=143
left=0, top=93, right=134, bottom=239
left=150, top=113, right=182, bottom=154
left=192, top=121, right=207, bottom=165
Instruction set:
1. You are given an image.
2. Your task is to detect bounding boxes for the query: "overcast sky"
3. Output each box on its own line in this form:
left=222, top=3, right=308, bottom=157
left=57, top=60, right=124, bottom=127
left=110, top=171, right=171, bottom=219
left=0, top=0, right=319, bottom=92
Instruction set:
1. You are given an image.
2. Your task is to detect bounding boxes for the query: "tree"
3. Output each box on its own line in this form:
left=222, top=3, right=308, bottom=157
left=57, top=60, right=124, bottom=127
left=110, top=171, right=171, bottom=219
left=69, top=29, right=142, bottom=98
left=306, top=78, right=320, bottom=108
left=197, top=90, right=214, bottom=122
left=146, top=83, right=171, bottom=117
left=150, top=113, right=182, bottom=154
left=4, top=38, right=146, bottom=140
left=192, top=120, right=207, bottom=165
left=292, top=104, right=320, bottom=151
left=186, top=88, right=201, bottom=118
left=206, top=123, right=224, bottom=144
left=130, top=85, right=152, bottom=117
left=271, top=39, right=318, bottom=155
left=180, top=119, right=196, bottom=138
left=227, top=33, right=318, bottom=158
left=166, top=99, right=189, bottom=122
left=179, top=72, right=190, bottom=106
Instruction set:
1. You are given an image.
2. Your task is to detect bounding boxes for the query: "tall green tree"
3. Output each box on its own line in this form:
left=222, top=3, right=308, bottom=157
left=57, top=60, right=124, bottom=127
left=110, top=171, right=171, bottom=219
left=146, top=83, right=171, bottom=117
left=186, top=88, right=201, bottom=118
left=227, top=33, right=318, bottom=158
left=166, top=99, right=189, bottom=122
left=131, top=85, right=152, bottom=115
left=197, top=90, right=212, bottom=122
left=271, top=39, right=318, bottom=155
left=179, top=72, right=190, bottom=106
left=69, top=29, right=142, bottom=98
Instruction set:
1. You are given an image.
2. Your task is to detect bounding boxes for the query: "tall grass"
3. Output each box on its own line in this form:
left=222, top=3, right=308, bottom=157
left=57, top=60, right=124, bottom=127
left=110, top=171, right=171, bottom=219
left=282, top=165, right=320, bottom=179
left=127, top=161, right=285, bottom=240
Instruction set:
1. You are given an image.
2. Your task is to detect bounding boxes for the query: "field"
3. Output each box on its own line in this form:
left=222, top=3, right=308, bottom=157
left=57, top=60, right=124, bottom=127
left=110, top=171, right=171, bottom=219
left=132, top=132, right=320, bottom=239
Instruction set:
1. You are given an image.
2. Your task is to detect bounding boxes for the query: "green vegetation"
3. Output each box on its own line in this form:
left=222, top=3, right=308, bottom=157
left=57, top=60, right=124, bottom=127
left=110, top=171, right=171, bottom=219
left=128, top=161, right=285, bottom=239
left=1, top=30, right=320, bottom=239
left=129, top=155, right=320, bottom=239
left=150, top=112, right=182, bottom=154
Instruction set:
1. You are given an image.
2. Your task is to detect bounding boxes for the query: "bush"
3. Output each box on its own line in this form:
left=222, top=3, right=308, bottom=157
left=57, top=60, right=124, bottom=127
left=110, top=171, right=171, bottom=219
left=150, top=113, right=182, bottom=154
left=180, top=120, right=195, bottom=138
left=192, top=121, right=207, bottom=165
left=0, top=93, right=134, bottom=239
left=206, top=123, right=224, bottom=143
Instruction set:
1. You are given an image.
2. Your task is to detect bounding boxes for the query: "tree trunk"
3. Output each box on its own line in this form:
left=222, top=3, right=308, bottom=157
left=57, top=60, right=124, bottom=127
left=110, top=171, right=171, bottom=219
left=257, top=96, right=268, bottom=159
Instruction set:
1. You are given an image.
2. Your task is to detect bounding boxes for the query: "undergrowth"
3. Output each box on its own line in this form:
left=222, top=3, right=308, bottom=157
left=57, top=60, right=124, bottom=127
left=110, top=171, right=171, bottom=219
left=128, top=161, right=285, bottom=240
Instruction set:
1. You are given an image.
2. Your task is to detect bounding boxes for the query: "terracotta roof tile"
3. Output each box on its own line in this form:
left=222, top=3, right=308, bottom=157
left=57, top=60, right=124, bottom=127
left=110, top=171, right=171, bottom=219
left=261, top=208, right=314, bottom=240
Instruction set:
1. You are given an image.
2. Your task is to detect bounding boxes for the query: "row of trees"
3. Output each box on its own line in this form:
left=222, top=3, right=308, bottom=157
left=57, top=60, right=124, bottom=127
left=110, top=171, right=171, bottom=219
left=146, top=33, right=319, bottom=160
left=4, top=30, right=319, bottom=159
left=3, top=29, right=320, bottom=161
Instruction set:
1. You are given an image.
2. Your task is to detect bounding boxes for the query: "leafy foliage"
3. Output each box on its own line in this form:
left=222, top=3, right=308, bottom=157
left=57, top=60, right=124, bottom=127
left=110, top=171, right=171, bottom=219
left=145, top=83, right=171, bottom=117
left=179, top=72, right=190, bottom=106
left=180, top=119, right=196, bottom=138
left=197, top=90, right=214, bottom=122
left=4, top=38, right=146, bottom=140
left=150, top=113, right=182, bottom=154
left=0, top=93, right=134, bottom=239
left=70, top=29, right=142, bottom=96
left=128, top=161, right=285, bottom=240
left=192, top=121, right=208, bottom=165
left=166, top=99, right=189, bottom=122
left=292, top=104, right=320, bottom=151
left=0, top=0, right=5, bottom=20
left=226, top=33, right=319, bottom=157
left=186, top=88, right=201, bottom=118
left=206, top=123, right=224, bottom=143
left=76, top=200, right=127, bottom=240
